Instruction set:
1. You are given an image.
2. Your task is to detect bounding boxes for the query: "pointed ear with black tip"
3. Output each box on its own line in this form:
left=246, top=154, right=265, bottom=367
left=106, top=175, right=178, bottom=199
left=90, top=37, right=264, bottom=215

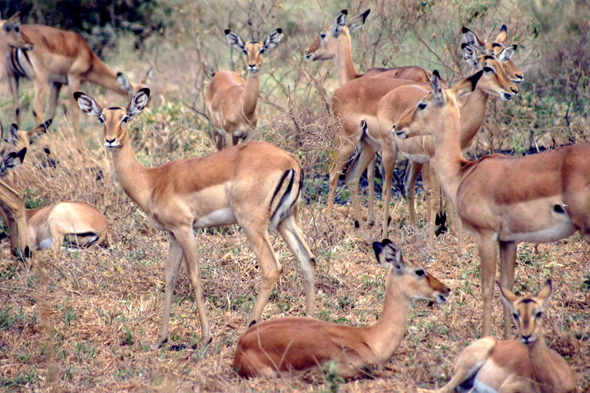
left=461, top=43, right=480, bottom=69
left=536, top=279, right=552, bottom=308
left=348, top=9, right=370, bottom=32
left=497, top=44, right=516, bottom=63
left=451, top=70, right=483, bottom=100
left=430, top=70, right=444, bottom=105
left=126, top=88, right=150, bottom=119
left=1, top=147, right=27, bottom=174
left=8, top=124, right=19, bottom=145
left=141, top=67, right=153, bottom=86
left=495, top=24, right=507, bottom=44
left=462, top=26, right=484, bottom=50
left=260, top=28, right=282, bottom=54
left=28, top=119, right=52, bottom=144
left=225, top=29, right=246, bottom=52
left=497, top=281, right=518, bottom=311
left=373, top=239, right=404, bottom=273
left=74, top=92, right=103, bottom=119
left=333, top=10, right=348, bottom=37
left=117, top=72, right=133, bottom=95
left=6, top=12, right=21, bottom=26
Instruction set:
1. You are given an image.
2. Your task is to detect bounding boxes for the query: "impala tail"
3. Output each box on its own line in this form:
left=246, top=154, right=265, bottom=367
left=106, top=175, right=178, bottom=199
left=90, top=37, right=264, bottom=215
left=269, top=165, right=303, bottom=231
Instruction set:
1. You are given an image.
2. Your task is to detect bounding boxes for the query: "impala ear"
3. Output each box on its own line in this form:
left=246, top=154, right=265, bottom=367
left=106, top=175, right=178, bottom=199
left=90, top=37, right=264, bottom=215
left=347, top=9, right=370, bottom=32
left=536, top=279, right=552, bottom=307
left=261, top=28, right=282, bottom=53
left=452, top=70, right=483, bottom=99
left=141, top=67, right=153, bottom=86
left=0, top=123, right=4, bottom=144
left=28, top=119, right=52, bottom=144
left=497, top=281, right=518, bottom=311
left=8, top=124, right=19, bottom=145
left=495, top=24, right=508, bottom=44
left=461, top=43, right=480, bottom=69
left=333, top=10, right=348, bottom=37
left=6, top=12, right=21, bottom=26
left=373, top=239, right=404, bottom=273
left=74, top=92, right=103, bottom=118
left=462, top=26, right=484, bottom=50
left=225, top=29, right=246, bottom=52
left=1, top=147, right=27, bottom=175
left=117, top=72, right=133, bottom=94
left=430, top=70, right=444, bottom=105
left=127, top=88, right=150, bottom=118
left=497, top=44, right=516, bottom=62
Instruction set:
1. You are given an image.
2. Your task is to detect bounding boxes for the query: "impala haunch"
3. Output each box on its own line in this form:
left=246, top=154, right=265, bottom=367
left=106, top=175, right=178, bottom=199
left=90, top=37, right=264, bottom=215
left=75, top=88, right=316, bottom=347
left=433, top=280, right=574, bottom=393
left=205, top=28, right=282, bottom=150
left=395, top=69, right=590, bottom=339
left=233, top=239, right=450, bottom=379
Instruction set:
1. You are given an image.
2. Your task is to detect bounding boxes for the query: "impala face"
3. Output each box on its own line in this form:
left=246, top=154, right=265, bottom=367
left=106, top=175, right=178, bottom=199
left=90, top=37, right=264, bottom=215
left=74, top=89, right=150, bottom=149
left=305, top=9, right=370, bottom=62
left=498, top=280, right=552, bottom=344
left=373, top=239, right=450, bottom=304
left=225, top=29, right=282, bottom=73
left=1, top=120, right=52, bottom=154
left=1, top=13, right=34, bottom=51
left=0, top=147, right=27, bottom=177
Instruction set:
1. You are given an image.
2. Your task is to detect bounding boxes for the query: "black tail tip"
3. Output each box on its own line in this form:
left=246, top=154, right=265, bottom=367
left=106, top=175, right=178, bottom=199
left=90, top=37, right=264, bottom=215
left=248, top=320, right=257, bottom=328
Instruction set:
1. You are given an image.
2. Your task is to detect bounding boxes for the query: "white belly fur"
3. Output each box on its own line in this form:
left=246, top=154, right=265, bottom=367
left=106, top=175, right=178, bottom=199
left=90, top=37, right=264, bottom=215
left=472, top=379, right=498, bottom=393
left=39, top=238, right=53, bottom=249
left=402, top=152, right=430, bottom=164
left=502, top=219, right=577, bottom=243
left=193, top=207, right=236, bottom=228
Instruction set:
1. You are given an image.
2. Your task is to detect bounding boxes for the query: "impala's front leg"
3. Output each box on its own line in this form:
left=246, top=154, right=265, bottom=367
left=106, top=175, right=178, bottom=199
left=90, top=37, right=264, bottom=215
left=380, top=140, right=398, bottom=236
left=225, top=131, right=235, bottom=150
left=477, top=233, right=498, bottom=337
left=155, top=233, right=185, bottom=348
left=327, top=136, right=357, bottom=218
left=47, top=82, right=64, bottom=120
left=499, top=241, right=517, bottom=339
left=67, top=75, right=83, bottom=149
left=174, top=228, right=211, bottom=345
left=8, top=76, right=20, bottom=126
left=406, top=161, right=424, bottom=226
left=32, top=78, right=50, bottom=125
left=346, top=140, right=378, bottom=230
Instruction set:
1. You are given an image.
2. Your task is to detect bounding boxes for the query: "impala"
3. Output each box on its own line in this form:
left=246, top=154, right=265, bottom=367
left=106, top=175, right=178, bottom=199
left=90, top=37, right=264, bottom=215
left=205, top=28, right=282, bottom=150
left=2, top=12, right=150, bottom=148
left=1, top=120, right=52, bottom=154
left=432, top=280, right=575, bottom=393
left=75, top=88, right=316, bottom=347
left=233, top=239, right=450, bottom=378
left=395, top=69, right=590, bottom=338
left=378, top=46, right=520, bottom=241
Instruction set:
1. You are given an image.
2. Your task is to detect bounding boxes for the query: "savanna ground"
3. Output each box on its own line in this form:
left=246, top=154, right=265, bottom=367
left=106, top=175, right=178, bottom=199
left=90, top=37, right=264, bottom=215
left=0, top=0, right=589, bottom=391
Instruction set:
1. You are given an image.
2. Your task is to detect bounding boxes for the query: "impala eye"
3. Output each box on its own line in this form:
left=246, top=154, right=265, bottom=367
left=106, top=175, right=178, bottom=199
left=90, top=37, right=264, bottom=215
left=415, top=269, right=425, bottom=277
left=98, top=117, right=105, bottom=124
left=483, top=66, right=495, bottom=73
left=14, top=26, right=19, bottom=33
left=535, top=311, right=543, bottom=318
left=320, top=33, right=326, bottom=39
left=259, top=48, right=266, bottom=55
left=417, top=103, right=427, bottom=110
left=513, top=312, right=519, bottom=320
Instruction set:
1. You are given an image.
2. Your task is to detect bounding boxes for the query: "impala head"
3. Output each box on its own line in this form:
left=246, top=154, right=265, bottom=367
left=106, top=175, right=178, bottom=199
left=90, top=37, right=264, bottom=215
left=0, top=147, right=27, bottom=178
left=225, top=28, right=282, bottom=73
left=117, top=68, right=153, bottom=101
left=1, top=12, right=34, bottom=51
left=498, top=280, right=553, bottom=345
left=394, top=70, right=483, bottom=140
left=305, top=9, right=370, bottom=61
left=461, top=44, right=519, bottom=101
left=0, top=120, right=52, bottom=153
left=373, top=239, right=450, bottom=303
left=74, top=88, right=150, bottom=150
left=462, top=25, right=524, bottom=84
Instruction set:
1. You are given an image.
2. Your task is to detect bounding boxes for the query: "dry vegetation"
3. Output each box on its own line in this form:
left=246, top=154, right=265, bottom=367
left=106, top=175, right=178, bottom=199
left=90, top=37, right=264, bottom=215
left=0, top=0, right=589, bottom=391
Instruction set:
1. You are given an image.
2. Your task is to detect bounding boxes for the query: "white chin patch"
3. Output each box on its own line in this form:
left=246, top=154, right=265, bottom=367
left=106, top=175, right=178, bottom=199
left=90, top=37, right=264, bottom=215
left=39, top=238, right=53, bottom=249
left=501, top=93, right=513, bottom=102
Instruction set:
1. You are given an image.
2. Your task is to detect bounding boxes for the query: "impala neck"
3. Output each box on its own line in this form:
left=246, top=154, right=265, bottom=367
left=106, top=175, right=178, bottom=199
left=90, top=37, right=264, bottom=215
left=430, top=109, right=466, bottom=206
left=241, top=71, right=260, bottom=117
left=86, top=55, right=132, bottom=97
left=110, top=136, right=152, bottom=211
left=365, top=273, right=410, bottom=364
left=459, top=86, right=488, bottom=149
left=528, top=332, right=566, bottom=391
left=335, top=29, right=361, bottom=86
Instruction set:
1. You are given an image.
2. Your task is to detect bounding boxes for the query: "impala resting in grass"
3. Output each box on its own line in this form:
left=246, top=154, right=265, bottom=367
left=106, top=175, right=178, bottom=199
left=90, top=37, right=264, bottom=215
left=394, top=69, right=590, bottom=339
left=1, top=12, right=150, bottom=148
left=205, top=28, right=282, bottom=150
left=75, top=88, right=316, bottom=348
left=432, top=280, right=574, bottom=393
left=233, top=239, right=450, bottom=378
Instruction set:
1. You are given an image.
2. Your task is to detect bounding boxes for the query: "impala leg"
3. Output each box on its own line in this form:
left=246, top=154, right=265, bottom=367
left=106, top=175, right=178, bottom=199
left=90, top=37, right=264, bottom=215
left=498, top=374, right=536, bottom=393
left=8, top=76, right=20, bottom=126
left=346, top=140, right=378, bottom=230
left=32, top=78, right=50, bottom=125
left=242, top=226, right=282, bottom=326
left=381, top=142, right=398, bottom=236
left=225, top=131, right=234, bottom=149
left=277, top=215, right=316, bottom=317
left=155, top=233, right=186, bottom=348
left=327, top=138, right=357, bottom=217
left=447, top=201, right=464, bottom=254
left=67, top=76, right=83, bottom=150
left=47, top=82, right=63, bottom=119
left=367, top=155, right=376, bottom=226
left=406, top=161, right=423, bottom=226
left=478, top=234, right=498, bottom=337
left=174, top=229, right=211, bottom=344
left=435, top=337, right=496, bottom=393
left=428, top=165, right=441, bottom=241
left=499, top=241, right=517, bottom=339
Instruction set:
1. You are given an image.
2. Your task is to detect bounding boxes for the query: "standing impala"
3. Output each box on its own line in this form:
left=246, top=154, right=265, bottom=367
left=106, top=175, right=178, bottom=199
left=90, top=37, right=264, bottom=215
left=395, top=70, right=590, bottom=339
left=432, top=280, right=575, bottom=393
left=205, top=28, right=282, bottom=150
left=2, top=12, right=149, bottom=148
left=75, top=88, right=316, bottom=348
left=233, top=239, right=449, bottom=378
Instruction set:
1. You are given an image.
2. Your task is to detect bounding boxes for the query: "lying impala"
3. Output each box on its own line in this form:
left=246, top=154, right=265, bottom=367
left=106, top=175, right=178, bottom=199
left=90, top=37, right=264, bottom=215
left=1, top=12, right=150, bottom=148
left=394, top=69, right=590, bottom=339
left=233, top=239, right=450, bottom=378
left=205, top=28, right=282, bottom=150
left=432, top=280, right=575, bottom=393
left=75, top=88, right=316, bottom=348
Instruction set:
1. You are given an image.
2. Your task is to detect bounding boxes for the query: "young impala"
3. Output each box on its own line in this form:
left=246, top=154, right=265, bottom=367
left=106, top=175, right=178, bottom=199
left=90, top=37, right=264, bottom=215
left=205, top=28, right=282, bottom=150
left=395, top=70, right=590, bottom=339
left=233, top=239, right=450, bottom=378
left=1, top=12, right=150, bottom=148
left=432, top=280, right=575, bottom=393
left=75, top=88, right=316, bottom=348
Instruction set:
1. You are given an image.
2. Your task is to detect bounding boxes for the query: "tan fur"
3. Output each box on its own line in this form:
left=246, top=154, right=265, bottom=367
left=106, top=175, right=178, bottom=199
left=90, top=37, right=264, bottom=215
left=395, top=72, right=590, bottom=340
left=205, top=29, right=281, bottom=150
left=1, top=13, right=148, bottom=148
left=76, top=88, right=316, bottom=348
left=434, top=281, right=575, bottom=393
left=233, top=240, right=449, bottom=379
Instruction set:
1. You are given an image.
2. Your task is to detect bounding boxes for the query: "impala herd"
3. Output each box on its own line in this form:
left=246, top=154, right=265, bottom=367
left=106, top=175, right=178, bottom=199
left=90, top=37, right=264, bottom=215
left=0, top=9, right=581, bottom=392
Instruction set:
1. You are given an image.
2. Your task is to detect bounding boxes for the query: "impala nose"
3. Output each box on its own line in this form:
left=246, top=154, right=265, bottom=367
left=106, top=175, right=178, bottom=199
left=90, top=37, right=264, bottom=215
left=521, top=334, right=532, bottom=344
left=305, top=53, right=314, bottom=61
left=511, top=87, right=519, bottom=95
left=515, top=73, right=524, bottom=83
left=105, top=137, right=116, bottom=144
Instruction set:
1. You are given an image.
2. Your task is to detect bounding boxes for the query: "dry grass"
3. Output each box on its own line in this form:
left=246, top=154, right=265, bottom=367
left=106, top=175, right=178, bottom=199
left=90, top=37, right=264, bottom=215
left=1, top=0, right=589, bottom=391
